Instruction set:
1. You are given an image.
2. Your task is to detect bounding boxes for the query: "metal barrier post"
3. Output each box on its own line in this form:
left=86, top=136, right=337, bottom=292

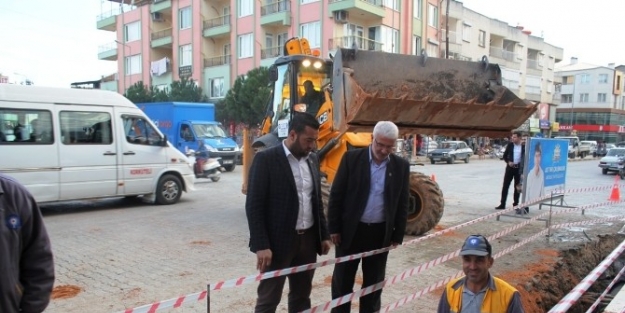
left=207, top=285, right=211, bottom=313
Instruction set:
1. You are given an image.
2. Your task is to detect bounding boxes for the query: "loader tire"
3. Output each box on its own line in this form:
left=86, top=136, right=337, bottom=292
left=404, top=172, right=444, bottom=236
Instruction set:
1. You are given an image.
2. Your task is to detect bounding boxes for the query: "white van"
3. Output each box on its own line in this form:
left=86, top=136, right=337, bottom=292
left=0, top=85, right=194, bottom=205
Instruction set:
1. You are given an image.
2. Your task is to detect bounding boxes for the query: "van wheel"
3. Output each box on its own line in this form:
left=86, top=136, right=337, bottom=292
left=224, top=164, right=236, bottom=172
left=156, top=174, right=182, bottom=205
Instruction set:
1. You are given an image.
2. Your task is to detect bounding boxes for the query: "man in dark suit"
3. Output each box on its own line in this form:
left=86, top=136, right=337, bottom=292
left=327, top=121, right=410, bottom=313
left=246, top=112, right=331, bottom=313
left=495, top=131, right=525, bottom=210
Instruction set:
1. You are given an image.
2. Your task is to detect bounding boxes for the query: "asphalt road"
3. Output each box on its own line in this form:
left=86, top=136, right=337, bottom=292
left=42, top=156, right=620, bottom=313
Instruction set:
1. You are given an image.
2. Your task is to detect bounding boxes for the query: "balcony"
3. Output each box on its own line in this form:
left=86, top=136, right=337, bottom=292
left=526, top=58, right=542, bottom=76
left=98, top=42, right=118, bottom=61
left=151, top=0, right=172, bottom=13
left=204, top=55, right=232, bottom=68
left=96, top=8, right=121, bottom=31
left=489, top=47, right=519, bottom=63
left=261, top=46, right=282, bottom=59
left=203, top=15, right=231, bottom=38
left=328, top=0, right=385, bottom=21
left=261, top=1, right=291, bottom=26
left=151, top=28, right=173, bottom=48
left=328, top=36, right=383, bottom=51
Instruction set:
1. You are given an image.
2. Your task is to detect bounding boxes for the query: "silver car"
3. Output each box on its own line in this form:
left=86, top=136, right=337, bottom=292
left=598, top=148, right=625, bottom=174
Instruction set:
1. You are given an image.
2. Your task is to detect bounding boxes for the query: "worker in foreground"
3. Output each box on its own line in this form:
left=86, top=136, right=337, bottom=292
left=437, top=235, right=524, bottom=313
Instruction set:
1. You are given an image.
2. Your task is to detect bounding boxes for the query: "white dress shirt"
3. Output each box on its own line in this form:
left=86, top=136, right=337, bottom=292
left=282, top=141, right=314, bottom=230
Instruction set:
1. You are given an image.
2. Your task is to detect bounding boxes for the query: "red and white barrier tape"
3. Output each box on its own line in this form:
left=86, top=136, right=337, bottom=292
left=117, top=182, right=623, bottom=313
left=120, top=291, right=207, bottom=313
left=381, top=216, right=625, bottom=313
left=548, top=238, right=625, bottom=313
left=585, top=264, right=625, bottom=313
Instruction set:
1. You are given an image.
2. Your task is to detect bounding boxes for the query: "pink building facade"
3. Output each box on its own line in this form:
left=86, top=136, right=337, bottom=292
left=96, top=0, right=439, bottom=98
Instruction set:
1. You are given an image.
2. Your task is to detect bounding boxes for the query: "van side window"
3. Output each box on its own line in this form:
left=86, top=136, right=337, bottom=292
left=0, top=108, right=53, bottom=144
left=122, top=115, right=162, bottom=146
left=59, top=111, right=112, bottom=145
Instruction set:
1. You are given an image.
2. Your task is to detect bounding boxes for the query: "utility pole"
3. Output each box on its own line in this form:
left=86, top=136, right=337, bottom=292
left=445, top=0, right=449, bottom=59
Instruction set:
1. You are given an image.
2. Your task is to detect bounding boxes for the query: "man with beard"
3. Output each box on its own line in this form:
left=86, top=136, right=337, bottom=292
left=246, top=112, right=331, bottom=313
left=437, top=235, right=524, bottom=313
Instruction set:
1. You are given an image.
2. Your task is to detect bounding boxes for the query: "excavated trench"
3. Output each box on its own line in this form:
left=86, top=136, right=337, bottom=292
left=500, top=233, right=625, bottom=312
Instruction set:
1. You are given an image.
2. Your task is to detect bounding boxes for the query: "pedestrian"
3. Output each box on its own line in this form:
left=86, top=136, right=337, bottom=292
left=0, top=174, right=55, bottom=313
left=495, top=131, right=525, bottom=210
left=437, top=235, right=525, bottom=313
left=327, top=121, right=410, bottom=313
left=245, top=112, right=331, bottom=313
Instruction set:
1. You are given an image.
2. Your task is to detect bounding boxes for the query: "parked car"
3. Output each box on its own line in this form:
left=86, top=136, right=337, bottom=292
left=581, top=140, right=598, bottom=157
left=428, top=140, right=473, bottom=164
left=598, top=148, right=625, bottom=174
left=418, top=136, right=438, bottom=156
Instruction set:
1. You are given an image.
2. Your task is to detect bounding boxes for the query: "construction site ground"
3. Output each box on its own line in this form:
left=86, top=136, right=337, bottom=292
left=43, top=155, right=625, bottom=313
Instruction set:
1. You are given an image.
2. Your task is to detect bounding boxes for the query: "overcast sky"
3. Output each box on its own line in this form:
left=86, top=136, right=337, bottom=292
left=459, top=0, right=625, bottom=67
left=1, top=0, right=622, bottom=88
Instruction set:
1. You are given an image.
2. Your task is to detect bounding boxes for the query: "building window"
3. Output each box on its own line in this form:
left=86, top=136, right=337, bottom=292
left=238, top=33, right=253, bottom=58
left=124, top=21, right=140, bottom=42
left=579, top=93, right=589, bottom=103
left=580, top=74, right=591, bottom=84
left=462, top=23, right=471, bottom=42
left=426, top=43, right=438, bottom=58
left=599, top=74, right=608, bottom=84
left=210, top=78, right=225, bottom=98
left=598, top=93, right=607, bottom=103
left=538, top=53, right=544, bottom=67
left=179, top=7, right=192, bottom=29
left=381, top=26, right=399, bottom=53
left=412, top=35, right=422, bottom=55
left=383, top=0, right=399, bottom=10
left=179, top=44, right=192, bottom=66
left=300, top=21, right=321, bottom=48
left=301, top=0, right=318, bottom=3
left=125, top=54, right=142, bottom=75
left=413, top=0, right=422, bottom=18
left=562, top=94, right=572, bottom=103
left=478, top=30, right=485, bottom=47
left=238, top=0, right=253, bottom=17
left=427, top=4, right=438, bottom=28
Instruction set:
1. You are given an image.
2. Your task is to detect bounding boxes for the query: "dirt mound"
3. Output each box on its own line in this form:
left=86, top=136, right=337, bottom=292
left=499, top=234, right=625, bottom=312
left=51, top=285, right=82, bottom=299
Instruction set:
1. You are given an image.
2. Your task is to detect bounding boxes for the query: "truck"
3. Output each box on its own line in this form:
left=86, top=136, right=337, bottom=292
left=554, top=136, right=590, bottom=159
left=241, top=37, right=536, bottom=235
left=139, top=102, right=241, bottom=171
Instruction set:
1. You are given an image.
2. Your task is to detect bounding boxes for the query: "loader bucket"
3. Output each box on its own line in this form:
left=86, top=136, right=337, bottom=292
left=331, top=48, right=537, bottom=138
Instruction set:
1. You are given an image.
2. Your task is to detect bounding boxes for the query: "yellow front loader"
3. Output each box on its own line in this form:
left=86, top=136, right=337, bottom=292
left=242, top=37, right=536, bottom=235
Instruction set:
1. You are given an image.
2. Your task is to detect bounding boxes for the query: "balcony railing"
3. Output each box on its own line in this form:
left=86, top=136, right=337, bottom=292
left=329, top=0, right=384, bottom=7
left=203, top=14, right=231, bottom=29
left=204, top=55, right=232, bottom=67
left=527, top=59, right=541, bottom=70
left=261, top=1, right=291, bottom=15
left=440, top=30, right=460, bottom=44
left=96, top=7, right=122, bottom=21
left=328, top=36, right=384, bottom=51
left=98, top=42, right=118, bottom=53
left=489, top=46, right=519, bottom=63
left=151, top=28, right=173, bottom=41
left=261, top=46, right=282, bottom=59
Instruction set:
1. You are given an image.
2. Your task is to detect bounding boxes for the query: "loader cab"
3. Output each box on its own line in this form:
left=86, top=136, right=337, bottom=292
left=267, top=55, right=331, bottom=139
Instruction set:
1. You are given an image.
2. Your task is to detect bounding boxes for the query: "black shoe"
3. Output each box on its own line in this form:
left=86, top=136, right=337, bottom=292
left=523, top=207, right=529, bottom=213
left=512, top=203, right=519, bottom=207
left=495, top=206, right=505, bottom=210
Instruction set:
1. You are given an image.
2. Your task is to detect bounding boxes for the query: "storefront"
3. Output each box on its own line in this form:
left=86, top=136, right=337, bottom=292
left=554, top=108, right=625, bottom=143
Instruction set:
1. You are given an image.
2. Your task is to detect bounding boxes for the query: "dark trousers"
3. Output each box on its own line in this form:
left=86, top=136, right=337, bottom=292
left=254, top=229, right=317, bottom=313
left=331, top=222, right=388, bottom=313
left=500, top=165, right=521, bottom=207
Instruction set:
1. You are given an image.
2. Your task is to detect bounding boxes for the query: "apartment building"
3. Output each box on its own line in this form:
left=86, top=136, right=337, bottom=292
left=553, top=58, right=625, bottom=143
left=96, top=0, right=563, bottom=134
left=96, top=0, right=441, bottom=98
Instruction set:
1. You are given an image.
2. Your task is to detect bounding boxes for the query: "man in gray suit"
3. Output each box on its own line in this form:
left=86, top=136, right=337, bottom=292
left=246, top=112, right=331, bottom=313
left=328, top=121, right=410, bottom=313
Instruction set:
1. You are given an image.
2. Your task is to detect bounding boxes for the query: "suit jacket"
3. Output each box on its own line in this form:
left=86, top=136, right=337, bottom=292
left=245, top=144, right=329, bottom=259
left=503, top=142, right=525, bottom=166
left=327, top=147, right=410, bottom=250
